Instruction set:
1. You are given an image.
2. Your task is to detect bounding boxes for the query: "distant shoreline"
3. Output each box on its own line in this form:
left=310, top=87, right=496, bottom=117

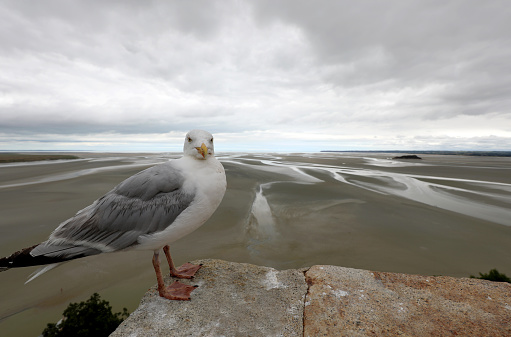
left=1, top=150, right=510, bottom=158
left=321, top=150, right=511, bottom=157
left=0, top=153, right=80, bottom=163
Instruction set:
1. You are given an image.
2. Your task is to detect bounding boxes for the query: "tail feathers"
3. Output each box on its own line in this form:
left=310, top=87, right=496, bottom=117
left=0, top=244, right=55, bottom=270
left=0, top=243, right=102, bottom=271
left=25, top=264, right=59, bottom=284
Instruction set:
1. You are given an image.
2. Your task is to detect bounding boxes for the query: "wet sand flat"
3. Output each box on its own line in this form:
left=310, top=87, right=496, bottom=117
left=1, top=152, right=511, bottom=336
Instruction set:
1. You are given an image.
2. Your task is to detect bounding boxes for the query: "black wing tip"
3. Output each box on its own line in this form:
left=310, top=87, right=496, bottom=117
left=1, top=244, right=37, bottom=269
left=0, top=243, right=70, bottom=269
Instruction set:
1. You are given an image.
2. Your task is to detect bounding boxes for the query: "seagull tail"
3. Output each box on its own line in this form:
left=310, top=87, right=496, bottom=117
left=0, top=244, right=55, bottom=271
left=0, top=243, right=102, bottom=281
left=0, top=248, right=57, bottom=283
left=25, top=264, right=60, bottom=284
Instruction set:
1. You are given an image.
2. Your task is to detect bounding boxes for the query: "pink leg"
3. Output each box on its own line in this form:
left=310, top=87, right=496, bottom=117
left=152, top=251, right=197, bottom=301
left=163, top=245, right=202, bottom=278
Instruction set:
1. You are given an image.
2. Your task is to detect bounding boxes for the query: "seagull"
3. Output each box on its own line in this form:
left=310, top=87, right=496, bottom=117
left=0, top=129, right=226, bottom=301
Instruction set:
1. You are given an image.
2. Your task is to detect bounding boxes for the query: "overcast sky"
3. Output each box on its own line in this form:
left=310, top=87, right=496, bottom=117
left=1, top=0, right=510, bottom=152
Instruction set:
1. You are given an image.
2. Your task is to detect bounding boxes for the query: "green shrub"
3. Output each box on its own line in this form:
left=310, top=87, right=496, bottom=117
left=470, top=268, right=511, bottom=283
left=42, top=293, right=129, bottom=337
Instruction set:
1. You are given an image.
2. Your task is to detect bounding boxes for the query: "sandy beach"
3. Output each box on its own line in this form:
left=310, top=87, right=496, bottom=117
left=1, top=152, right=510, bottom=336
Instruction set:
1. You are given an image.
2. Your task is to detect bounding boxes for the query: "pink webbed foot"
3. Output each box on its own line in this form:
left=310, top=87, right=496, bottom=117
left=170, top=262, right=202, bottom=279
left=158, top=281, right=198, bottom=301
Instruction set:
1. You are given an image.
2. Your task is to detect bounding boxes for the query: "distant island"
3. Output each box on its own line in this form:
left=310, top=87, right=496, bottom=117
left=0, top=153, right=80, bottom=163
left=392, top=155, right=422, bottom=160
left=321, top=150, right=511, bottom=157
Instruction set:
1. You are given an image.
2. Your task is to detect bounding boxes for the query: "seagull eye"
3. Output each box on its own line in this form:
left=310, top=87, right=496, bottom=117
left=187, top=137, right=192, bottom=143
left=210, top=138, right=213, bottom=142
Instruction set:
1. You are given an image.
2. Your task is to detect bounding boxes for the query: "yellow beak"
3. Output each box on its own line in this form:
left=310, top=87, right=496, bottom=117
left=195, top=143, right=208, bottom=158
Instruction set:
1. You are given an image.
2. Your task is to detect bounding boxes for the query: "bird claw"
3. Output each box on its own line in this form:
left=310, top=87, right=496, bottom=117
left=159, top=281, right=198, bottom=301
left=170, top=262, right=202, bottom=278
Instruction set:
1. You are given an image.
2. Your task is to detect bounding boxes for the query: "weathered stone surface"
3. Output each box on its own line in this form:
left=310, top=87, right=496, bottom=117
left=111, top=259, right=307, bottom=337
left=112, top=260, right=511, bottom=337
left=304, top=265, right=511, bottom=336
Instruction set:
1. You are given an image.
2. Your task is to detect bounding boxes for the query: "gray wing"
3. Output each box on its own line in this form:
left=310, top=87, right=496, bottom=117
left=31, top=162, right=195, bottom=259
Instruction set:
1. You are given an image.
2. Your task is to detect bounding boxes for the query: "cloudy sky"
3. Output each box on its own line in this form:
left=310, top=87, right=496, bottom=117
left=1, top=1, right=510, bottom=152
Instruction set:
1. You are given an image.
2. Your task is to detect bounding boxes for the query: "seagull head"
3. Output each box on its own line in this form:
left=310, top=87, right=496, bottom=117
left=183, top=129, right=215, bottom=160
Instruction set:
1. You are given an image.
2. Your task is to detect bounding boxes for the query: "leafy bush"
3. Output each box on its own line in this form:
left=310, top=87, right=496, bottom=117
left=470, top=268, right=511, bottom=283
left=42, top=293, right=129, bottom=337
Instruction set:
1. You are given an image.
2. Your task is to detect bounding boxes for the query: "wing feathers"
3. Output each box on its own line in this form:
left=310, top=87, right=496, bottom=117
left=47, top=162, right=195, bottom=252
left=2, top=161, right=196, bottom=276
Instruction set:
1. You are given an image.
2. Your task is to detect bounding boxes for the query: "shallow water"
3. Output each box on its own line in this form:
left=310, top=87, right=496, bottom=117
left=1, top=152, right=510, bottom=336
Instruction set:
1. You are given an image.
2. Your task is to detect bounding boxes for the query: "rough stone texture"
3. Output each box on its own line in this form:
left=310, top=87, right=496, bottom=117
left=110, top=259, right=307, bottom=337
left=304, top=265, right=511, bottom=337
left=111, top=260, right=511, bottom=337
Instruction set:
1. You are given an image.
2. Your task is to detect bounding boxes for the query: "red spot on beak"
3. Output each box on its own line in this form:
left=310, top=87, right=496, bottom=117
left=195, top=143, right=208, bottom=158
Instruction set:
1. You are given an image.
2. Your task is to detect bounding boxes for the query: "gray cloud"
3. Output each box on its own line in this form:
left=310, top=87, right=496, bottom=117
left=0, top=0, right=510, bottom=151
left=252, top=0, right=511, bottom=118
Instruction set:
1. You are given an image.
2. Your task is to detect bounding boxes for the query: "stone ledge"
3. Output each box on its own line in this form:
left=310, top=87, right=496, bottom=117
left=111, top=259, right=511, bottom=337
left=111, top=259, right=307, bottom=336
left=304, top=265, right=511, bottom=336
